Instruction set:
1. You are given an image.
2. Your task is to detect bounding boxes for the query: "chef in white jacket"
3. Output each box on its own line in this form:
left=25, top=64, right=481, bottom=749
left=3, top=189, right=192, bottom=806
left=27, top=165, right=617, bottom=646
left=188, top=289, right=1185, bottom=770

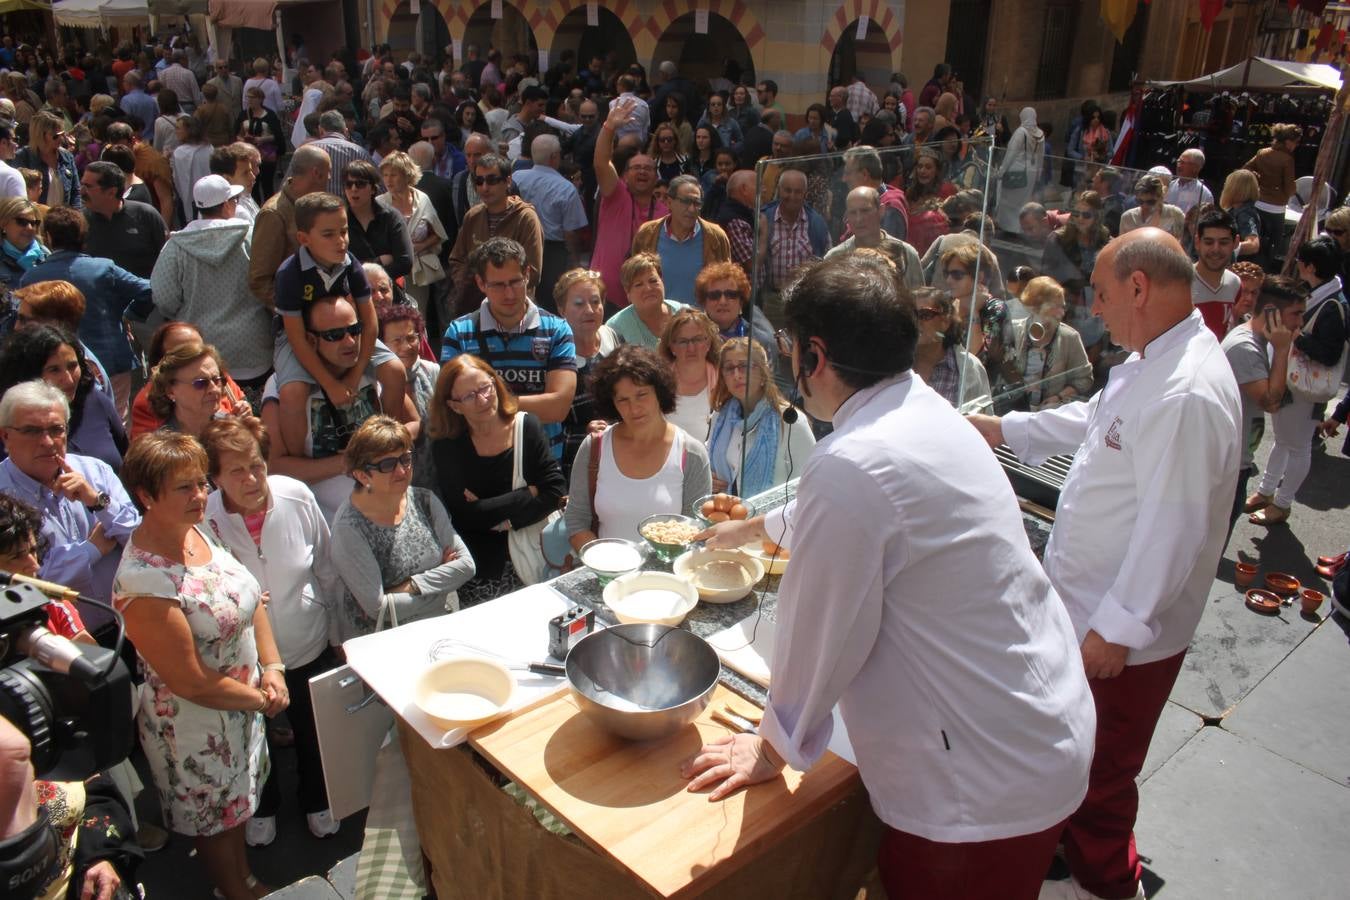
left=689, top=253, right=1096, bottom=900
left=970, top=227, right=1242, bottom=900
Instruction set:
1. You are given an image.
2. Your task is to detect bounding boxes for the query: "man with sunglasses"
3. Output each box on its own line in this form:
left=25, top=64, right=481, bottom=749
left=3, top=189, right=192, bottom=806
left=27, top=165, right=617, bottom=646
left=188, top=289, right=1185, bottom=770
left=267, top=295, right=385, bottom=520
left=631, top=174, right=730, bottom=305
left=0, top=379, right=139, bottom=616
left=448, top=153, right=543, bottom=314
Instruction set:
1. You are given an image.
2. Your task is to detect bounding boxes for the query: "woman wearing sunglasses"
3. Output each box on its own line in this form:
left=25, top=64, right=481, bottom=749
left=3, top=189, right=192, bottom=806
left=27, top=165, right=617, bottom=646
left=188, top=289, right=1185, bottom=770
left=331, top=415, right=474, bottom=639
left=428, top=355, right=564, bottom=606
left=1041, top=190, right=1111, bottom=349
left=142, top=341, right=248, bottom=441
left=342, top=160, right=413, bottom=292
left=909, top=287, right=991, bottom=412
left=0, top=196, right=46, bottom=290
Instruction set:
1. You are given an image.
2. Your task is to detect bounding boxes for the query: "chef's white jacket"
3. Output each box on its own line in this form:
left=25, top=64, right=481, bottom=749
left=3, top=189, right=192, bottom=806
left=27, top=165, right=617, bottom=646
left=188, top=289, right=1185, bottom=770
left=759, top=373, right=1096, bottom=843
left=1002, top=310, right=1242, bottom=666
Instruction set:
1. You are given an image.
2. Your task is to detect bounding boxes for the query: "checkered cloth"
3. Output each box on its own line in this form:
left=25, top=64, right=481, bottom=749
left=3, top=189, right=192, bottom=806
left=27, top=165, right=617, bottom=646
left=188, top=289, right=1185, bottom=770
left=354, top=729, right=426, bottom=900
left=726, top=217, right=755, bottom=269
left=847, top=80, right=879, bottom=121
left=766, top=208, right=816, bottom=290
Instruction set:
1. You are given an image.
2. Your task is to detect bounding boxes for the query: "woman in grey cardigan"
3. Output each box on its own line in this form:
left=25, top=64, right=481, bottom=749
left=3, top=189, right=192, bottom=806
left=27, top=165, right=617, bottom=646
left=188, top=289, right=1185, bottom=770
left=330, top=416, right=475, bottom=639
left=566, top=345, right=711, bottom=550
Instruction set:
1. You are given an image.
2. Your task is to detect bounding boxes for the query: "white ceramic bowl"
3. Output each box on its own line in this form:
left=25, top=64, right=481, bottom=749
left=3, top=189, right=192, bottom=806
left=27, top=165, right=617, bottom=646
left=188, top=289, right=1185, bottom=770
left=602, top=571, right=699, bottom=626
left=412, top=658, right=515, bottom=731
left=579, top=538, right=644, bottom=585
left=739, top=542, right=790, bottom=576
left=673, top=548, right=765, bottom=603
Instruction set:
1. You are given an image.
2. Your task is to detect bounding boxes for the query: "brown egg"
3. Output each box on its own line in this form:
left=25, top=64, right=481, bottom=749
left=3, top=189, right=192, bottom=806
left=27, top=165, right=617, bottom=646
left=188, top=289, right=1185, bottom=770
left=729, top=503, right=748, bottom=520
left=708, top=511, right=731, bottom=523
left=762, top=540, right=790, bottom=559
left=701, top=500, right=716, bottom=517
left=713, top=493, right=732, bottom=512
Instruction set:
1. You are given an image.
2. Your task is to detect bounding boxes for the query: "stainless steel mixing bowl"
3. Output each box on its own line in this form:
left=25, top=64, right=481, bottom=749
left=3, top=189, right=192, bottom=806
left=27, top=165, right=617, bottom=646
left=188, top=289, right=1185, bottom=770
left=564, top=623, right=721, bottom=741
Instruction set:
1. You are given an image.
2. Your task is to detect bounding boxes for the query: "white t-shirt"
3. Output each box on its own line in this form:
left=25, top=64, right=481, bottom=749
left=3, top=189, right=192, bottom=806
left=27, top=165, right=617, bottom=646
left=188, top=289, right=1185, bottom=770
left=0, top=160, right=24, bottom=199
left=669, top=385, right=711, bottom=444
left=593, top=425, right=687, bottom=542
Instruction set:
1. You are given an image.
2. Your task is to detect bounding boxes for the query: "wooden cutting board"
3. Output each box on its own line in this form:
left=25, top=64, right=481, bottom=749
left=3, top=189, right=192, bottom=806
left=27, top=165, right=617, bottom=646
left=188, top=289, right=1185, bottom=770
left=468, top=686, right=861, bottom=899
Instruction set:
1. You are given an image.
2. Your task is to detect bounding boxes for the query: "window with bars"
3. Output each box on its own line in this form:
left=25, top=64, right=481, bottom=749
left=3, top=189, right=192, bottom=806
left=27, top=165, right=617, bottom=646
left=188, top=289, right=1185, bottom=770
left=1034, top=0, right=1078, bottom=100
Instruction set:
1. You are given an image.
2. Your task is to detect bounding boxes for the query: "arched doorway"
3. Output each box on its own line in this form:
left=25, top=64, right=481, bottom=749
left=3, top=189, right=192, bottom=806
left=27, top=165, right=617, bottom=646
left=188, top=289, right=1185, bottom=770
left=384, top=1, right=418, bottom=54
left=829, top=18, right=894, bottom=97
left=652, top=13, right=754, bottom=92
left=552, top=5, right=638, bottom=81
left=419, top=4, right=452, bottom=63
left=464, top=2, right=538, bottom=74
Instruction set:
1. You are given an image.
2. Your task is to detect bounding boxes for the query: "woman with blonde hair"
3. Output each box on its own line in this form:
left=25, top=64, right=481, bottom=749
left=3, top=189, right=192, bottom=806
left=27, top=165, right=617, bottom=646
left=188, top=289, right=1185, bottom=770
left=606, top=252, right=682, bottom=348
left=1220, top=168, right=1262, bottom=261
left=657, top=308, right=721, bottom=443
left=428, top=355, right=564, bottom=603
left=556, top=268, right=619, bottom=474
left=707, top=337, right=814, bottom=495
left=378, top=150, right=446, bottom=311
left=13, top=111, right=77, bottom=208
left=1008, top=276, right=1092, bottom=411
left=329, top=416, right=474, bottom=638
left=648, top=121, right=690, bottom=183
left=0, top=195, right=45, bottom=288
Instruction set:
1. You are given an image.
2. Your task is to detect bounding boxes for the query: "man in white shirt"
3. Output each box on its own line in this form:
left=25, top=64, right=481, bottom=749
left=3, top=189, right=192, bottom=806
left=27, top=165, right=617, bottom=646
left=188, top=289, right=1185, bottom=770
left=0, top=121, right=25, bottom=198
left=691, top=253, right=1096, bottom=900
left=1164, top=148, right=1213, bottom=214
left=970, top=228, right=1242, bottom=900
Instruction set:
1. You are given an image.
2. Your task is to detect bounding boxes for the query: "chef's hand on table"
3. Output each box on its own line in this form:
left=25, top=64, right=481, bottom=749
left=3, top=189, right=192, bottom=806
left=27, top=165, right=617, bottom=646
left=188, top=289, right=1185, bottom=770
left=695, top=516, right=765, bottom=551
left=682, top=733, right=784, bottom=800
left=965, top=413, right=1004, bottom=449
left=1079, top=629, right=1128, bottom=679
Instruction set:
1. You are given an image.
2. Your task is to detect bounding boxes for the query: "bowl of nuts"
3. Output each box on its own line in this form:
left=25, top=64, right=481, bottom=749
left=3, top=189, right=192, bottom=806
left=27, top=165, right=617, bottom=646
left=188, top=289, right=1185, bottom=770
left=637, top=514, right=703, bottom=562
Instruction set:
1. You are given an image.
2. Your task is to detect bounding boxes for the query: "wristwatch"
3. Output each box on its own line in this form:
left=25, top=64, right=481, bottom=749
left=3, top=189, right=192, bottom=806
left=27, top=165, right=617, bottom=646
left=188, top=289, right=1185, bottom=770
left=87, top=491, right=111, bottom=512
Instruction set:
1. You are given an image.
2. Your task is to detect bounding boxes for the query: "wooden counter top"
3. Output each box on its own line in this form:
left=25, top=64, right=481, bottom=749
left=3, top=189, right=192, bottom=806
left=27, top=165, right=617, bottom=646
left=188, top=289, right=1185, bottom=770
left=467, top=686, right=861, bottom=899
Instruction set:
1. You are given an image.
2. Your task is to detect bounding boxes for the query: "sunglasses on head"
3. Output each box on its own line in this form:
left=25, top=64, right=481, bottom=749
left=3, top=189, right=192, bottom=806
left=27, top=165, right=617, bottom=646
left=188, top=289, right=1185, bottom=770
left=474, top=174, right=505, bottom=186
left=364, top=451, right=413, bottom=474
left=309, top=322, right=363, bottom=342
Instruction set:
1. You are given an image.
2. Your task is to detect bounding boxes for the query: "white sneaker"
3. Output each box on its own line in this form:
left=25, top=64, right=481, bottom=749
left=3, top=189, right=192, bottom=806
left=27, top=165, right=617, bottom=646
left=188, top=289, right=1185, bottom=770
left=307, top=808, right=340, bottom=838
left=244, top=815, right=276, bottom=847
left=1039, top=877, right=1146, bottom=900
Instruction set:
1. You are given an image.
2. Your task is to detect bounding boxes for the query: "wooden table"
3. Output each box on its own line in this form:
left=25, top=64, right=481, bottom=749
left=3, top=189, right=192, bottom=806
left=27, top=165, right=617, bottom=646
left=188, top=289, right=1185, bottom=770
left=398, top=687, right=883, bottom=899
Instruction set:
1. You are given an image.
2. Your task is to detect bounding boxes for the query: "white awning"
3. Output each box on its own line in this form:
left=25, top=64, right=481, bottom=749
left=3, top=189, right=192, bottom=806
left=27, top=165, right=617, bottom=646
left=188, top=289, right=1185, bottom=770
left=54, top=0, right=105, bottom=28
left=1163, top=57, right=1342, bottom=92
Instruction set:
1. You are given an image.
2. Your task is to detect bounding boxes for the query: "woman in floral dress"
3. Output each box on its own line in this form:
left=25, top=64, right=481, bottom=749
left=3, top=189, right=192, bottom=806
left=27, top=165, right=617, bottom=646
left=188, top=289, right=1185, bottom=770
left=114, top=432, right=289, bottom=900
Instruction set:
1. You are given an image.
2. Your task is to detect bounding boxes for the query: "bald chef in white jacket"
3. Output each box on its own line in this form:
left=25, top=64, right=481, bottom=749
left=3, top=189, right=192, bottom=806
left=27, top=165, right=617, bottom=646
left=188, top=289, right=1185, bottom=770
left=970, top=227, right=1242, bottom=900
left=690, top=252, right=1096, bottom=900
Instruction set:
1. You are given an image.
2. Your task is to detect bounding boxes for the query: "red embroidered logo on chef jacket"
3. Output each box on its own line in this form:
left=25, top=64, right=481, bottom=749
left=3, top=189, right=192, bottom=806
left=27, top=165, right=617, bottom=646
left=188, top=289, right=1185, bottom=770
left=1105, top=416, right=1124, bottom=450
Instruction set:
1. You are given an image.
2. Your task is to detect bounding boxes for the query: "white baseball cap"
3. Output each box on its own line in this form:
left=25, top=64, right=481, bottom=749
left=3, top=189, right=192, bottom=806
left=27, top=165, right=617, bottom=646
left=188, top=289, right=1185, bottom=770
left=193, top=174, right=245, bottom=209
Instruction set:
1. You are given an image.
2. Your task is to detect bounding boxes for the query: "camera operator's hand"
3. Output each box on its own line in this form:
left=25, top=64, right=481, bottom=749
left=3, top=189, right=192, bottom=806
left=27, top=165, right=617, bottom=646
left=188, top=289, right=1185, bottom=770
left=80, top=860, right=122, bottom=900
left=0, top=717, right=37, bottom=840
left=260, top=670, right=290, bottom=717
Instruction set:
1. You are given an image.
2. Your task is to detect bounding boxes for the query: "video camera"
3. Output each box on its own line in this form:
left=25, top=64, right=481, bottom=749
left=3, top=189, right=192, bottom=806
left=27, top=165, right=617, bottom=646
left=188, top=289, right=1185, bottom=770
left=0, top=574, right=133, bottom=780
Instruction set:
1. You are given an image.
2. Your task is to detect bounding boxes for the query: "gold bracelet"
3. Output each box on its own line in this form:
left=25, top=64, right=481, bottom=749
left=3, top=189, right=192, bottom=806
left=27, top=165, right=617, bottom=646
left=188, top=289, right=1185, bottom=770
left=256, top=689, right=269, bottom=712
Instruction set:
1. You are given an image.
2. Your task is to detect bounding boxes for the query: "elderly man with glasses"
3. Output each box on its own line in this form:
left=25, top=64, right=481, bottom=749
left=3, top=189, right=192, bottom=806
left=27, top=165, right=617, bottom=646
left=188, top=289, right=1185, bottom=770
left=631, top=173, right=730, bottom=304
left=0, top=379, right=138, bottom=615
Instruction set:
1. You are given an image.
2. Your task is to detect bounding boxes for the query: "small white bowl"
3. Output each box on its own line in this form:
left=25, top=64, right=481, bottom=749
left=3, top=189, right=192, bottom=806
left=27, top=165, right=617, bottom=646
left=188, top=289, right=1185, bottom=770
left=602, top=571, right=699, bottom=626
left=673, top=548, right=765, bottom=603
left=413, top=658, right=515, bottom=731
left=739, top=542, right=790, bottom=576
left=579, top=538, right=644, bottom=585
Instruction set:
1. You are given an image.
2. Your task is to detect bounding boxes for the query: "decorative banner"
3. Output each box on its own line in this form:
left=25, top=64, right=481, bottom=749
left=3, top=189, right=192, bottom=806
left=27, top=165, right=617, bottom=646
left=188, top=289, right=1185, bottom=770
left=855, top=15, right=869, bottom=40
left=587, top=2, right=598, bottom=26
left=694, top=9, right=708, bottom=34
left=491, top=0, right=502, bottom=20
left=539, top=49, right=549, bottom=71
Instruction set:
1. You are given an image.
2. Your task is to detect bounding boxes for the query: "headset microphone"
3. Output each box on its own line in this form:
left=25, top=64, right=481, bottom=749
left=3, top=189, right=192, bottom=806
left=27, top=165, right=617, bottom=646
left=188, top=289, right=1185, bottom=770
left=781, top=406, right=798, bottom=425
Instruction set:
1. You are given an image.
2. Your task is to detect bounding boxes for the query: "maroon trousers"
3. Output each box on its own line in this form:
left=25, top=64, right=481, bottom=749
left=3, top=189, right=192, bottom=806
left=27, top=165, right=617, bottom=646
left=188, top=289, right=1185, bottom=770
left=1062, top=651, right=1187, bottom=899
left=878, top=818, right=1065, bottom=900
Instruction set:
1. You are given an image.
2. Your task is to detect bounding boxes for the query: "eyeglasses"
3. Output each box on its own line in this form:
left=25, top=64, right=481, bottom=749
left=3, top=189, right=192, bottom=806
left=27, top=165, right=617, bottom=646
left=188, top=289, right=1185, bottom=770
left=671, top=193, right=702, bottom=207
left=943, top=269, right=971, bottom=280
left=671, top=335, right=709, bottom=348
left=774, top=328, right=795, bottom=355
left=364, top=452, right=413, bottom=474
left=916, top=307, right=945, bottom=321
left=720, top=361, right=749, bottom=375
left=703, top=289, right=742, bottom=302
left=308, top=322, right=363, bottom=342
left=344, top=180, right=371, bottom=189
left=9, top=424, right=66, bottom=439
left=383, top=331, right=420, bottom=346
left=473, top=175, right=505, bottom=186
left=450, top=383, right=495, bottom=405
left=177, top=375, right=225, bottom=390
left=12, top=217, right=36, bottom=227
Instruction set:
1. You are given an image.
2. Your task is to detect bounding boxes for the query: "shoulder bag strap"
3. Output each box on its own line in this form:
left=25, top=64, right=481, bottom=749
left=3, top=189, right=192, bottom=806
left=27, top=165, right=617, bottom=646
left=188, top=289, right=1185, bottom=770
left=511, top=412, right=526, bottom=490
left=588, top=430, right=602, bottom=534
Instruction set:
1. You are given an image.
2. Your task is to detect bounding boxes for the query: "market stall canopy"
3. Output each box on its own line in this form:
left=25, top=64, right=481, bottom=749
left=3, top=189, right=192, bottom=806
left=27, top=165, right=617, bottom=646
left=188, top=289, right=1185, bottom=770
left=148, top=0, right=206, bottom=12
left=100, top=0, right=149, bottom=24
left=209, top=0, right=325, bottom=30
left=0, top=0, right=51, bottom=14
left=1164, top=57, right=1343, bottom=92
left=53, top=0, right=104, bottom=27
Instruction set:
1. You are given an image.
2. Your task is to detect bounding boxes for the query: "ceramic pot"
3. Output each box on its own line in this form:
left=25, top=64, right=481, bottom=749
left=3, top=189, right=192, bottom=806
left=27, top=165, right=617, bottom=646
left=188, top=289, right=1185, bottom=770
left=1234, top=562, right=1257, bottom=589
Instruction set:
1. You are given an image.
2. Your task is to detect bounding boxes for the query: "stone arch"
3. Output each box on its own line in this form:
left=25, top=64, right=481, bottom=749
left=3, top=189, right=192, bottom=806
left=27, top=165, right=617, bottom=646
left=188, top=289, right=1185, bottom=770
left=460, top=1, right=540, bottom=71
left=547, top=2, right=641, bottom=75
left=642, top=0, right=765, bottom=75
left=820, top=0, right=903, bottom=77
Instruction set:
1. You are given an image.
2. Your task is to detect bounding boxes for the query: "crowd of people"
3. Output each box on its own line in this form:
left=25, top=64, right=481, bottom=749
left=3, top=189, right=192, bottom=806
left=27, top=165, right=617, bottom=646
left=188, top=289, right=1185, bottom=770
left=0, top=29, right=1343, bottom=900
